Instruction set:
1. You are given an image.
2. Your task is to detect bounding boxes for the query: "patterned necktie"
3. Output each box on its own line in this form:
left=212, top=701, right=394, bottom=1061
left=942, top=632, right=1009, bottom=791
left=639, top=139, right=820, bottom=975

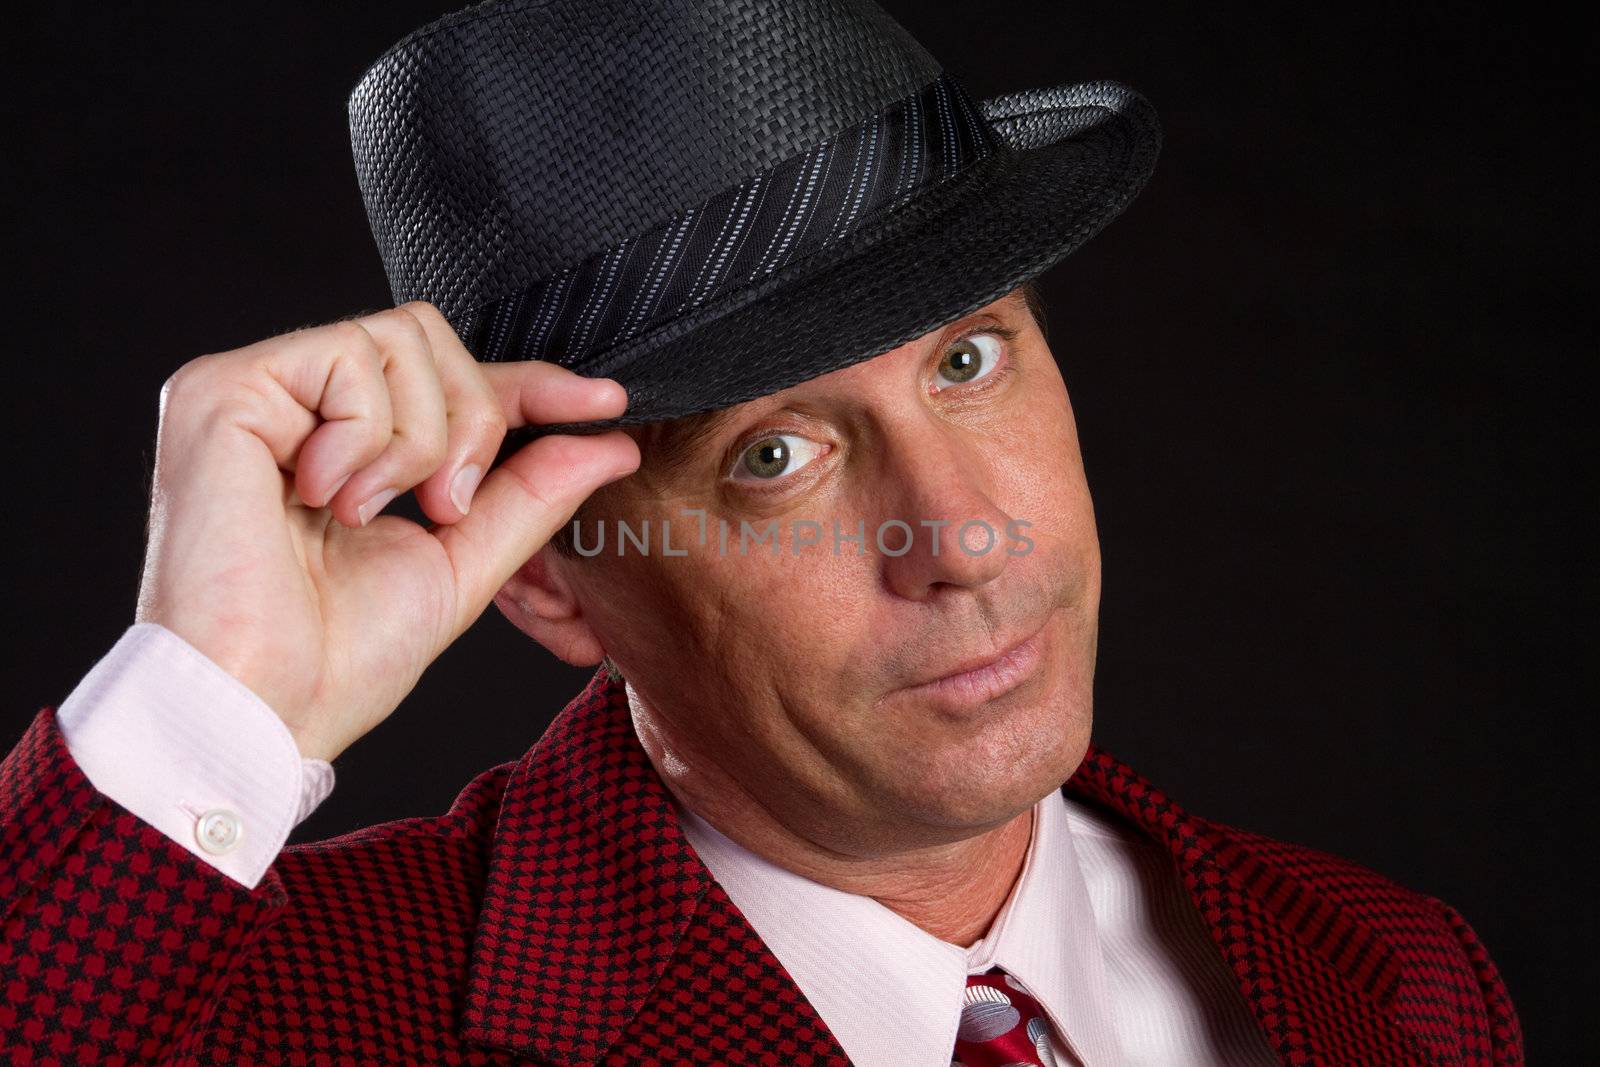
left=951, top=965, right=1063, bottom=1067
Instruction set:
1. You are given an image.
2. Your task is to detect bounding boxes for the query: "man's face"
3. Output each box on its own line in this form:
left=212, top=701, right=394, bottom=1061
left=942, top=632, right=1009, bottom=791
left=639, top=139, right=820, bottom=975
left=560, top=287, right=1100, bottom=857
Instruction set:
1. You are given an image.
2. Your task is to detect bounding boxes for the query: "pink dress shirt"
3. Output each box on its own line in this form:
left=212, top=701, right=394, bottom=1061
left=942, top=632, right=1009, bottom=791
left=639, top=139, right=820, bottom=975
left=54, top=623, right=1279, bottom=1065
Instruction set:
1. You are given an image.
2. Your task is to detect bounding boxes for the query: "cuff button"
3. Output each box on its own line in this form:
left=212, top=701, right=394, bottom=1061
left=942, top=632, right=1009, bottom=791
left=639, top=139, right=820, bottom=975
left=196, top=808, right=243, bottom=855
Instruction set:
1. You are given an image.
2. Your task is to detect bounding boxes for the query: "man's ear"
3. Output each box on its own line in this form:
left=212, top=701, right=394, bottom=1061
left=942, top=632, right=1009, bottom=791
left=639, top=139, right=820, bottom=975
left=492, top=545, right=607, bottom=667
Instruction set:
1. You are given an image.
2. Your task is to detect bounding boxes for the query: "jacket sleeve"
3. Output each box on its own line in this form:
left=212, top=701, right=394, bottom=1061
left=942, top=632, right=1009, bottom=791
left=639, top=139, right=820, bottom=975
left=1430, top=894, right=1526, bottom=1066
left=0, top=702, right=290, bottom=1065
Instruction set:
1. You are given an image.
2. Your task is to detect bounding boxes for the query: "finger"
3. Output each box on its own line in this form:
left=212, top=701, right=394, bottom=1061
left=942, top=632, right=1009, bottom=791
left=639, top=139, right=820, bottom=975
left=479, top=359, right=628, bottom=426
left=297, top=310, right=449, bottom=528
left=398, top=301, right=512, bottom=523
left=432, top=429, right=640, bottom=642
left=265, top=319, right=396, bottom=511
left=333, top=305, right=455, bottom=527
left=401, top=300, right=627, bottom=521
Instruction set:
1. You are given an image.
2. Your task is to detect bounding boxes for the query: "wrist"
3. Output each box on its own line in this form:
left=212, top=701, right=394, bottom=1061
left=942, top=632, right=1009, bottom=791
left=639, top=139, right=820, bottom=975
left=286, top=721, right=344, bottom=764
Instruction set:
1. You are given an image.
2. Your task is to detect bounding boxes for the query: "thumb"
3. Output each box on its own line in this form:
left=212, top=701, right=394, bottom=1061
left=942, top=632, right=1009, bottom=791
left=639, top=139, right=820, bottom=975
left=435, top=429, right=639, bottom=639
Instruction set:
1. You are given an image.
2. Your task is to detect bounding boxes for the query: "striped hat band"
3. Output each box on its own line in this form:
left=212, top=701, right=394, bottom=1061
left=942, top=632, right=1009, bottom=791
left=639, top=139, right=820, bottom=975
left=468, top=71, right=996, bottom=372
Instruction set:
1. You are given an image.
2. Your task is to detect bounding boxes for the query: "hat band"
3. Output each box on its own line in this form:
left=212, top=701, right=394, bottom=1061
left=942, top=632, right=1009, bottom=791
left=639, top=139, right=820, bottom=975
left=469, top=71, right=997, bottom=370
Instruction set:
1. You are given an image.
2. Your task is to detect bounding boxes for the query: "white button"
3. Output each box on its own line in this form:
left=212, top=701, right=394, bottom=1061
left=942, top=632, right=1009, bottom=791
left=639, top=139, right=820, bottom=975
left=196, top=808, right=243, bottom=854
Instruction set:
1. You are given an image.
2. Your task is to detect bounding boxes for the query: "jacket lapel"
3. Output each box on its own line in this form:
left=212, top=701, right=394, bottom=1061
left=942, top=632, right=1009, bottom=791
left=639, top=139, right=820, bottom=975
left=458, top=668, right=850, bottom=1066
left=1064, top=747, right=1450, bottom=1066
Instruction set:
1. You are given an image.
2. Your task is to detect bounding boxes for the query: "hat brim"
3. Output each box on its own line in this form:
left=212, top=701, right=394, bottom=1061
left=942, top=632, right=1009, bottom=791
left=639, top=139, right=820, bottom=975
left=495, top=79, right=1159, bottom=456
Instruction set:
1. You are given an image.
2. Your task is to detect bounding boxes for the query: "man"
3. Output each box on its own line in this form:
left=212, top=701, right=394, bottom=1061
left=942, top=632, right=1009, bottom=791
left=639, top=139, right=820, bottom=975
left=1, top=1, right=1522, bottom=1064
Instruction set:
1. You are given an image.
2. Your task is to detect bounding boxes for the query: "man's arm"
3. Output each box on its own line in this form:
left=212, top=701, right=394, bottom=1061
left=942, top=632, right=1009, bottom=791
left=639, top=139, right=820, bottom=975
left=3, top=299, right=633, bottom=1062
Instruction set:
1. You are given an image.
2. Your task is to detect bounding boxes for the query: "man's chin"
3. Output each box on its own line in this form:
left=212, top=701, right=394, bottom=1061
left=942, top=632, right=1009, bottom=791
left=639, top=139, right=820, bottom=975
left=874, top=711, right=1092, bottom=833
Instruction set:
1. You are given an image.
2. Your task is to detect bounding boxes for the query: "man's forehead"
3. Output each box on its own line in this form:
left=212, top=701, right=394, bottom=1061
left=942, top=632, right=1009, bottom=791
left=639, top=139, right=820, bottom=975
left=636, top=288, right=1035, bottom=476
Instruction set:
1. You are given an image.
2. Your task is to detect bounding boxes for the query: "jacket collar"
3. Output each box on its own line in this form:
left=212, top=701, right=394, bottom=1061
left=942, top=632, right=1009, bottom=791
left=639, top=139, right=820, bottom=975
left=461, top=669, right=1436, bottom=1065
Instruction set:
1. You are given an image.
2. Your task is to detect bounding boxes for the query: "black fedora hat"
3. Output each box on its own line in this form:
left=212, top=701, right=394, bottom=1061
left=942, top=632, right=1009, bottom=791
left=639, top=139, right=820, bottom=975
left=347, top=0, right=1160, bottom=452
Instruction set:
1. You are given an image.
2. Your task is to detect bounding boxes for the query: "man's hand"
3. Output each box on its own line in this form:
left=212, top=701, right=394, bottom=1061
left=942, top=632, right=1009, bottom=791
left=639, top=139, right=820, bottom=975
left=134, top=301, right=638, bottom=762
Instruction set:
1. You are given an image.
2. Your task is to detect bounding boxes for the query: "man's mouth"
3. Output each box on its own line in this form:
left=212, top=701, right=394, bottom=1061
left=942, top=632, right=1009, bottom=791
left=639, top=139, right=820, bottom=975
left=885, top=616, right=1051, bottom=711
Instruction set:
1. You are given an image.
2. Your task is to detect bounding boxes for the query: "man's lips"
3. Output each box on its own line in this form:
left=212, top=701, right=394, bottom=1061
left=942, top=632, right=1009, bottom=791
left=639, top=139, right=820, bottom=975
left=884, top=616, right=1050, bottom=709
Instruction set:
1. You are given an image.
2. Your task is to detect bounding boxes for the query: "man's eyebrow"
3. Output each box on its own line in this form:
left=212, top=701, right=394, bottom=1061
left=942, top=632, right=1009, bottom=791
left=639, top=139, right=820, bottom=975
left=640, top=403, right=746, bottom=478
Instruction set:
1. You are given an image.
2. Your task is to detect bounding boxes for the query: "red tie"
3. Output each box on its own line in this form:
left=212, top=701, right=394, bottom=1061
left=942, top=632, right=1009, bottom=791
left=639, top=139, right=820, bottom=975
left=951, top=965, right=1063, bottom=1067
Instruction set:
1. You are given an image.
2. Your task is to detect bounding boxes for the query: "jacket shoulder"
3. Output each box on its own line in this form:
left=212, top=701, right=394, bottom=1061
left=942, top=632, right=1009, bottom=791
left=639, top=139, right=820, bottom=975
left=196, top=759, right=520, bottom=1063
left=249, top=756, right=518, bottom=955
left=1198, top=815, right=1525, bottom=1063
left=276, top=756, right=515, bottom=893
left=1199, top=814, right=1475, bottom=952
left=1202, top=816, right=1439, bottom=912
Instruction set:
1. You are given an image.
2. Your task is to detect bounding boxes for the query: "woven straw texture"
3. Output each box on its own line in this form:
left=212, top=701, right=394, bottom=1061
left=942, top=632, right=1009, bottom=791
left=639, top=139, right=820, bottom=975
left=346, top=0, right=1162, bottom=439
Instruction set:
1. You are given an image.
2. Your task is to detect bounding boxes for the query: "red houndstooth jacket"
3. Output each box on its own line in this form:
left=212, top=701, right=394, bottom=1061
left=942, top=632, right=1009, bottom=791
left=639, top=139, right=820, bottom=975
left=1, top=667, right=1523, bottom=1066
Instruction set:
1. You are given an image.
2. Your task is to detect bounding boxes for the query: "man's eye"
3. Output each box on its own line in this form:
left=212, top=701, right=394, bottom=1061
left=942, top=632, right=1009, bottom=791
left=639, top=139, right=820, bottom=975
left=729, top=434, right=826, bottom=482
left=934, top=332, right=1004, bottom=389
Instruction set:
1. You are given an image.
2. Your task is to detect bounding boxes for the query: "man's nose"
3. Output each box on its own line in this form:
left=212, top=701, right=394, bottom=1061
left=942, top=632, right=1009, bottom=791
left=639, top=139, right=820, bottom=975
left=870, top=422, right=1016, bottom=601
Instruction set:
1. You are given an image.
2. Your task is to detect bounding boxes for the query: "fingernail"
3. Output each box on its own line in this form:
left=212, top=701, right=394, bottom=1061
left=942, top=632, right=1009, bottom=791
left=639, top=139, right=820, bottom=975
left=326, top=471, right=353, bottom=504
left=602, top=462, right=639, bottom=487
left=597, top=377, right=627, bottom=404
left=357, top=486, right=400, bottom=526
left=450, top=463, right=483, bottom=515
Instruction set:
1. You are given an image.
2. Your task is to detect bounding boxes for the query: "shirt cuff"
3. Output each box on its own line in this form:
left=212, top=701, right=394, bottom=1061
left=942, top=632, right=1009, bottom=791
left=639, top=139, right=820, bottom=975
left=54, top=621, right=336, bottom=889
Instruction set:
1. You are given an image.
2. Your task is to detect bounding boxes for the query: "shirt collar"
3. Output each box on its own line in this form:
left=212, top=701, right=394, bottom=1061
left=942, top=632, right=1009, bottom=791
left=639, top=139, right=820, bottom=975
left=968, top=785, right=1124, bottom=1065
left=667, top=778, right=1125, bottom=1066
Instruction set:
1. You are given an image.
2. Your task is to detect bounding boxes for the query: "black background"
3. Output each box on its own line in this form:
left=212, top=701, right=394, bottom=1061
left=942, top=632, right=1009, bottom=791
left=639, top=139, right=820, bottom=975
left=4, top=2, right=1587, bottom=1057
